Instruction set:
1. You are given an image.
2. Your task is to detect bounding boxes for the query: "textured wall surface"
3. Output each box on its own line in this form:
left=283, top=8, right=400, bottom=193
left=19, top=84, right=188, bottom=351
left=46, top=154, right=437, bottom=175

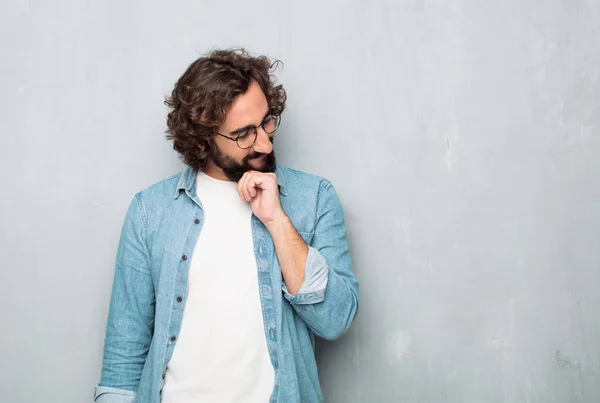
left=1, top=1, right=599, bottom=402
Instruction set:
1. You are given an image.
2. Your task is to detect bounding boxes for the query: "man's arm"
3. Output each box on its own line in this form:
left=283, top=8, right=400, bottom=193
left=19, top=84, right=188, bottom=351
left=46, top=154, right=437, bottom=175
left=269, top=180, right=359, bottom=340
left=94, top=193, right=155, bottom=402
left=264, top=216, right=308, bottom=296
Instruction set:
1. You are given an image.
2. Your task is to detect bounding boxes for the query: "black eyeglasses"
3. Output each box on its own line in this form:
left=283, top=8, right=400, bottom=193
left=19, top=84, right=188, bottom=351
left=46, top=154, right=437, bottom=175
left=215, top=114, right=281, bottom=149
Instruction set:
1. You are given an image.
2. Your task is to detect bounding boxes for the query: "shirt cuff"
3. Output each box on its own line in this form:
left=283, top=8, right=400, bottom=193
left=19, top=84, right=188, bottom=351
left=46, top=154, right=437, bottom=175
left=94, top=384, right=136, bottom=403
left=282, top=245, right=328, bottom=305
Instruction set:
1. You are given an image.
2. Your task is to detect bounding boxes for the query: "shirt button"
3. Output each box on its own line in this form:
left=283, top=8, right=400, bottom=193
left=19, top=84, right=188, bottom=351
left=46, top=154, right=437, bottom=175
left=176, top=296, right=183, bottom=302
left=181, top=255, right=187, bottom=261
left=194, top=218, right=200, bottom=224
left=170, top=336, right=177, bottom=341
left=162, top=373, right=165, bottom=379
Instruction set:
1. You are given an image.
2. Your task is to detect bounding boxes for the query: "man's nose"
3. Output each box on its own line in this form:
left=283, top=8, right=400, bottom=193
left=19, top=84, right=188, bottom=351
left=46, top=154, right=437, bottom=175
left=252, top=128, right=273, bottom=154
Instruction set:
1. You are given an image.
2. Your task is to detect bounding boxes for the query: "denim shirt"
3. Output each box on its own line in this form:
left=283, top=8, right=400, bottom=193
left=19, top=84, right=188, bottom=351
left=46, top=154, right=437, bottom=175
left=93, top=164, right=359, bottom=403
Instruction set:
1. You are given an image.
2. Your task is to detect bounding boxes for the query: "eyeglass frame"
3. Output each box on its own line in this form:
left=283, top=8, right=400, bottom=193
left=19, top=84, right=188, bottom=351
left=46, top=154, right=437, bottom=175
left=214, top=113, right=281, bottom=149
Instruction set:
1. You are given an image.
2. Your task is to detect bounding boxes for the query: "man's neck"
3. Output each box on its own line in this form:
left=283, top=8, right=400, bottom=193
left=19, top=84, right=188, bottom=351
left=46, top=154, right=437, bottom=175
left=202, top=160, right=232, bottom=182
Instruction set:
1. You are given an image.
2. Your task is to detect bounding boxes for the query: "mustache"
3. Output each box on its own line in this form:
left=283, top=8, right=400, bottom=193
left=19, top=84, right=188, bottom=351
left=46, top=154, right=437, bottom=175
left=244, top=152, right=267, bottom=162
left=244, top=137, right=275, bottom=162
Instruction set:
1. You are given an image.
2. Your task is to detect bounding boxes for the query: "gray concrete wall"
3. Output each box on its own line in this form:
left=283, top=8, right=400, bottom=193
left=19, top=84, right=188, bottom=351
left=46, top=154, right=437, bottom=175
left=1, top=1, right=598, bottom=402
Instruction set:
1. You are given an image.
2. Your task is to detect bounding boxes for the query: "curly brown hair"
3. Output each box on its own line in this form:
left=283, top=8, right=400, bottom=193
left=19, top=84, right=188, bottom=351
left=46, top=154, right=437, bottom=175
left=164, top=48, right=287, bottom=171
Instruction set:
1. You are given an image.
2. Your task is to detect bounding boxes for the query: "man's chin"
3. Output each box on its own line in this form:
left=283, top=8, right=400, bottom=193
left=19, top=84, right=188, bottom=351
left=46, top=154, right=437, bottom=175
left=249, top=159, right=266, bottom=171
left=248, top=155, right=275, bottom=173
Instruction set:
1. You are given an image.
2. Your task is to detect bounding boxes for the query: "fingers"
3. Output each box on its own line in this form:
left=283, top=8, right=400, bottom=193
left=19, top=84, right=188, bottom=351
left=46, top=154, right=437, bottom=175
left=237, top=171, right=276, bottom=202
left=237, top=172, right=251, bottom=201
left=238, top=171, right=256, bottom=201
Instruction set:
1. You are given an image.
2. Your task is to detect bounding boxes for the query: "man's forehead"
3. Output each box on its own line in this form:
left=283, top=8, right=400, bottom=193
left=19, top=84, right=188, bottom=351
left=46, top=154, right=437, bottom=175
left=222, top=83, right=269, bottom=129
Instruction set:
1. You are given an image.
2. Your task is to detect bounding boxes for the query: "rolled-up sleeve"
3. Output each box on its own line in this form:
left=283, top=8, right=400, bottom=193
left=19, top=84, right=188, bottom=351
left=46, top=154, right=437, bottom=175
left=93, top=384, right=136, bottom=403
left=282, top=245, right=329, bottom=304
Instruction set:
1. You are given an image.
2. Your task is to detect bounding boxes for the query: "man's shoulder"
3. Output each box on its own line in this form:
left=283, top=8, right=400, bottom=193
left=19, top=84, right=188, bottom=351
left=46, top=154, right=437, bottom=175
left=276, top=165, right=341, bottom=223
left=276, top=164, right=331, bottom=194
left=134, top=170, right=184, bottom=202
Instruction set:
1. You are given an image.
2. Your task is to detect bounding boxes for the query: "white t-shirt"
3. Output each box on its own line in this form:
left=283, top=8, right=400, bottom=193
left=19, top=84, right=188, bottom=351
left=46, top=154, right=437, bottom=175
left=161, top=170, right=275, bottom=403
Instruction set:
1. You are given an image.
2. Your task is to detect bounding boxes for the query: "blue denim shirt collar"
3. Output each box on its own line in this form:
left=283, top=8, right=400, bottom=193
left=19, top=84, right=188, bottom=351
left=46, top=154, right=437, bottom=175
left=173, top=164, right=288, bottom=199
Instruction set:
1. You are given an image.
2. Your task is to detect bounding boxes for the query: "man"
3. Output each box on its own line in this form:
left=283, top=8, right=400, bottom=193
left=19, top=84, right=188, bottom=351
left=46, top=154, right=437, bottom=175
left=94, top=49, right=359, bottom=403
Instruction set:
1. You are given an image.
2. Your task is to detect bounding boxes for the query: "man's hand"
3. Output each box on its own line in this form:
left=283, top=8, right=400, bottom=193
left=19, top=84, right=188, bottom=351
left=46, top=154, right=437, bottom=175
left=237, top=170, right=286, bottom=225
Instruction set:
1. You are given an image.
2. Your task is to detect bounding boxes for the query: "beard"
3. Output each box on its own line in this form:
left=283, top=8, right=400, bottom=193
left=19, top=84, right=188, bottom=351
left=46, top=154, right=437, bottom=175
left=209, top=139, right=277, bottom=182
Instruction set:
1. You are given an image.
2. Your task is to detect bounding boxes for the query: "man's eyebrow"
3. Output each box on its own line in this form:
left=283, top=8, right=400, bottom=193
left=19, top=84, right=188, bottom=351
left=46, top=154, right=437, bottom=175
left=229, top=110, right=271, bottom=136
